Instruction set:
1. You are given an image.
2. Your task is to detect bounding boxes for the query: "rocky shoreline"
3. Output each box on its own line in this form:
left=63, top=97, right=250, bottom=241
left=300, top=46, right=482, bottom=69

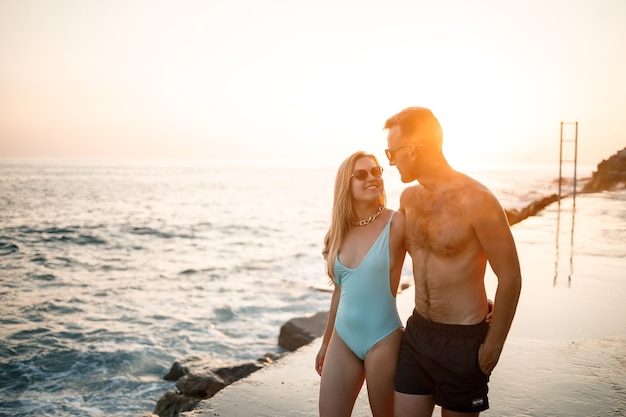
left=139, top=313, right=330, bottom=417
left=140, top=147, right=626, bottom=417
left=140, top=312, right=328, bottom=417
left=582, top=147, right=626, bottom=192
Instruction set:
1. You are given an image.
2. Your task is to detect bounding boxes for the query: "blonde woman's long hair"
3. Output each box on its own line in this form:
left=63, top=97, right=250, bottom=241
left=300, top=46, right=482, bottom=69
left=323, top=151, right=386, bottom=280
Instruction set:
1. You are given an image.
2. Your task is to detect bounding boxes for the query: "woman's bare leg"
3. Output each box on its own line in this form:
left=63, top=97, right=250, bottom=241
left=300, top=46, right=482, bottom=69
left=319, top=332, right=365, bottom=417
left=364, top=329, right=404, bottom=417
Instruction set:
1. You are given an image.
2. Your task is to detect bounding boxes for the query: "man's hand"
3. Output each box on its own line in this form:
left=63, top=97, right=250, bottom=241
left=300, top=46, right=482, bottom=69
left=478, top=343, right=501, bottom=375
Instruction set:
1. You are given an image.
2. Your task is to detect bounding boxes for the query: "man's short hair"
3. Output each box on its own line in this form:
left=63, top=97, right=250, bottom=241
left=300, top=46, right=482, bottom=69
left=384, top=107, right=443, bottom=146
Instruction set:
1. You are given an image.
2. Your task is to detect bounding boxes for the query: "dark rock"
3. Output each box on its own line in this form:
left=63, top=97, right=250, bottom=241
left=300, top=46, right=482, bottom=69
left=155, top=355, right=267, bottom=417
left=154, top=391, right=201, bottom=417
left=214, top=362, right=264, bottom=384
left=163, top=354, right=226, bottom=381
left=582, top=147, right=626, bottom=192
left=278, top=311, right=329, bottom=351
left=163, top=362, right=187, bottom=382
left=176, top=373, right=227, bottom=398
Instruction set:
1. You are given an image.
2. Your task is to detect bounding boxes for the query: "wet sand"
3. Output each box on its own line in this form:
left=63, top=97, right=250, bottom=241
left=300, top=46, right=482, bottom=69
left=183, top=191, right=626, bottom=417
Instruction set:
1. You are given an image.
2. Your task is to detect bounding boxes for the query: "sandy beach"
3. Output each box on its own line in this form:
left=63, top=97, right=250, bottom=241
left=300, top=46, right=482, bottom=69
left=182, top=190, right=626, bottom=417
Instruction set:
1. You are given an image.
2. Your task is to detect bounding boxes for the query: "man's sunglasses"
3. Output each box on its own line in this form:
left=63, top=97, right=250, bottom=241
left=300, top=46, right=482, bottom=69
left=351, top=166, right=383, bottom=181
left=384, top=144, right=413, bottom=161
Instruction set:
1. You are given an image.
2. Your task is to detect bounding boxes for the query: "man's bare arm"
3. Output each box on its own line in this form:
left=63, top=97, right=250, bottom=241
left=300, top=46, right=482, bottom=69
left=470, top=190, right=522, bottom=374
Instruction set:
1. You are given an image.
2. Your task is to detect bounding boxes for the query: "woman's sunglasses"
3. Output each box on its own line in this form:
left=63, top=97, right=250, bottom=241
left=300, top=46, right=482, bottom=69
left=351, top=166, right=383, bottom=181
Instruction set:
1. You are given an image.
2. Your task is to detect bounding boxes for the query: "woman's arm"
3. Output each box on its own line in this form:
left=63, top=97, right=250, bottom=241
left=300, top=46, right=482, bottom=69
left=315, top=284, right=340, bottom=376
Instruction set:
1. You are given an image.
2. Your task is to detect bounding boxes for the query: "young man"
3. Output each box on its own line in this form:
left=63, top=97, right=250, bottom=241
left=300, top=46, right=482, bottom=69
left=383, top=107, right=522, bottom=417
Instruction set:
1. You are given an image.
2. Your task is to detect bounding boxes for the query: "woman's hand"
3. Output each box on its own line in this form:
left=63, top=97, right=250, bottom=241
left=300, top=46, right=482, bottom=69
left=315, top=344, right=327, bottom=376
left=485, top=299, right=494, bottom=324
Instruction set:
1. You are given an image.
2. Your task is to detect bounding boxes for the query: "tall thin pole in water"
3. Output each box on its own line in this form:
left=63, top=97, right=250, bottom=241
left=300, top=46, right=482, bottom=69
left=558, top=121, right=579, bottom=199
left=559, top=122, right=564, bottom=198
left=573, top=121, right=578, bottom=203
left=555, top=121, right=578, bottom=286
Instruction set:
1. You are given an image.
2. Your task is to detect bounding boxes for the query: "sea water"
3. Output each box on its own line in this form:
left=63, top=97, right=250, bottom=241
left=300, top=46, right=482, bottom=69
left=0, top=158, right=604, bottom=416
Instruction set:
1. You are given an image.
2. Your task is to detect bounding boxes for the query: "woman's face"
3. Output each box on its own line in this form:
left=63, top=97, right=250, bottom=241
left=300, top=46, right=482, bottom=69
left=350, top=157, right=384, bottom=203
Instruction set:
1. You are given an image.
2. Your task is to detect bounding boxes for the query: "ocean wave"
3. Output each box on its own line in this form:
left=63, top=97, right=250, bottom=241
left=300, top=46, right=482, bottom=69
left=126, top=226, right=175, bottom=238
left=124, top=225, right=197, bottom=240
left=0, top=345, right=172, bottom=417
left=214, top=305, right=237, bottom=321
left=178, top=266, right=225, bottom=276
left=0, top=241, right=19, bottom=255
left=30, top=255, right=75, bottom=269
left=20, top=300, right=85, bottom=319
left=5, top=225, right=107, bottom=246
left=30, top=273, right=57, bottom=281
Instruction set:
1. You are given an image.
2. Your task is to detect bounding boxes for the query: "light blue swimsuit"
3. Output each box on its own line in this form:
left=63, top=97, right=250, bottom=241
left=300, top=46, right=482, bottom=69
left=333, top=213, right=403, bottom=360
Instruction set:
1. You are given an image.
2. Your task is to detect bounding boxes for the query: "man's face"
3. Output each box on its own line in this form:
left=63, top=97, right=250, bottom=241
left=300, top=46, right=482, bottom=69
left=386, top=126, right=417, bottom=183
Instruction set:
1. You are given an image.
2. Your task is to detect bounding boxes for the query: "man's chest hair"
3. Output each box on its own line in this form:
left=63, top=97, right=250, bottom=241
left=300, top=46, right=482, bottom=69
left=404, top=191, right=473, bottom=257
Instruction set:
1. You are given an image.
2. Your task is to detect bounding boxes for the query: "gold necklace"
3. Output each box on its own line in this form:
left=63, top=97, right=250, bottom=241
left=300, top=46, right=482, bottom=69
left=351, top=206, right=384, bottom=227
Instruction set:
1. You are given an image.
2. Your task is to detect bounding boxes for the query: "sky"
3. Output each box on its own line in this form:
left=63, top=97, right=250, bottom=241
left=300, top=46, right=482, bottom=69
left=1, top=0, right=625, bottom=167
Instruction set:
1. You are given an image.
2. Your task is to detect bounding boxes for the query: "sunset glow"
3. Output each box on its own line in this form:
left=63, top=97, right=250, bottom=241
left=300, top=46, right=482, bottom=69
left=1, top=0, right=625, bottom=166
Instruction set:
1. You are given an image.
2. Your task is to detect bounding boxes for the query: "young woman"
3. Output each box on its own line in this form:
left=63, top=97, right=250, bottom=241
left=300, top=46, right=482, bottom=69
left=316, top=151, right=406, bottom=417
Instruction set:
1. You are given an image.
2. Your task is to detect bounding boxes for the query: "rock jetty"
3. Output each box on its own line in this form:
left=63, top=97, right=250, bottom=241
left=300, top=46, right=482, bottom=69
left=504, top=194, right=561, bottom=226
left=582, top=147, right=626, bottom=192
left=506, top=146, right=626, bottom=225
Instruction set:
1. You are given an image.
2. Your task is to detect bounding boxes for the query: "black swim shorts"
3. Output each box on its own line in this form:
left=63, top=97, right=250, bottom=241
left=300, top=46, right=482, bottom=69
left=395, top=309, right=490, bottom=413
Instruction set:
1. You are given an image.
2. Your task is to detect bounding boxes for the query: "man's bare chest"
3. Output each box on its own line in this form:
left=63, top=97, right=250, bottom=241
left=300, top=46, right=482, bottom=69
left=404, top=196, right=473, bottom=257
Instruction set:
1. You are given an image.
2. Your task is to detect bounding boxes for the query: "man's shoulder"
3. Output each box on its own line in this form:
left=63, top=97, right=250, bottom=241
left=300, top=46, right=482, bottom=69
left=399, top=184, right=426, bottom=204
left=458, top=176, right=506, bottom=218
left=456, top=171, right=487, bottom=188
left=456, top=173, right=496, bottom=198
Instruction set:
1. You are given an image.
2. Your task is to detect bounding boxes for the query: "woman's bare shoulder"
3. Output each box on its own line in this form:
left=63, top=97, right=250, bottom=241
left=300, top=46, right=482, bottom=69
left=389, top=209, right=405, bottom=237
left=390, top=209, right=405, bottom=224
